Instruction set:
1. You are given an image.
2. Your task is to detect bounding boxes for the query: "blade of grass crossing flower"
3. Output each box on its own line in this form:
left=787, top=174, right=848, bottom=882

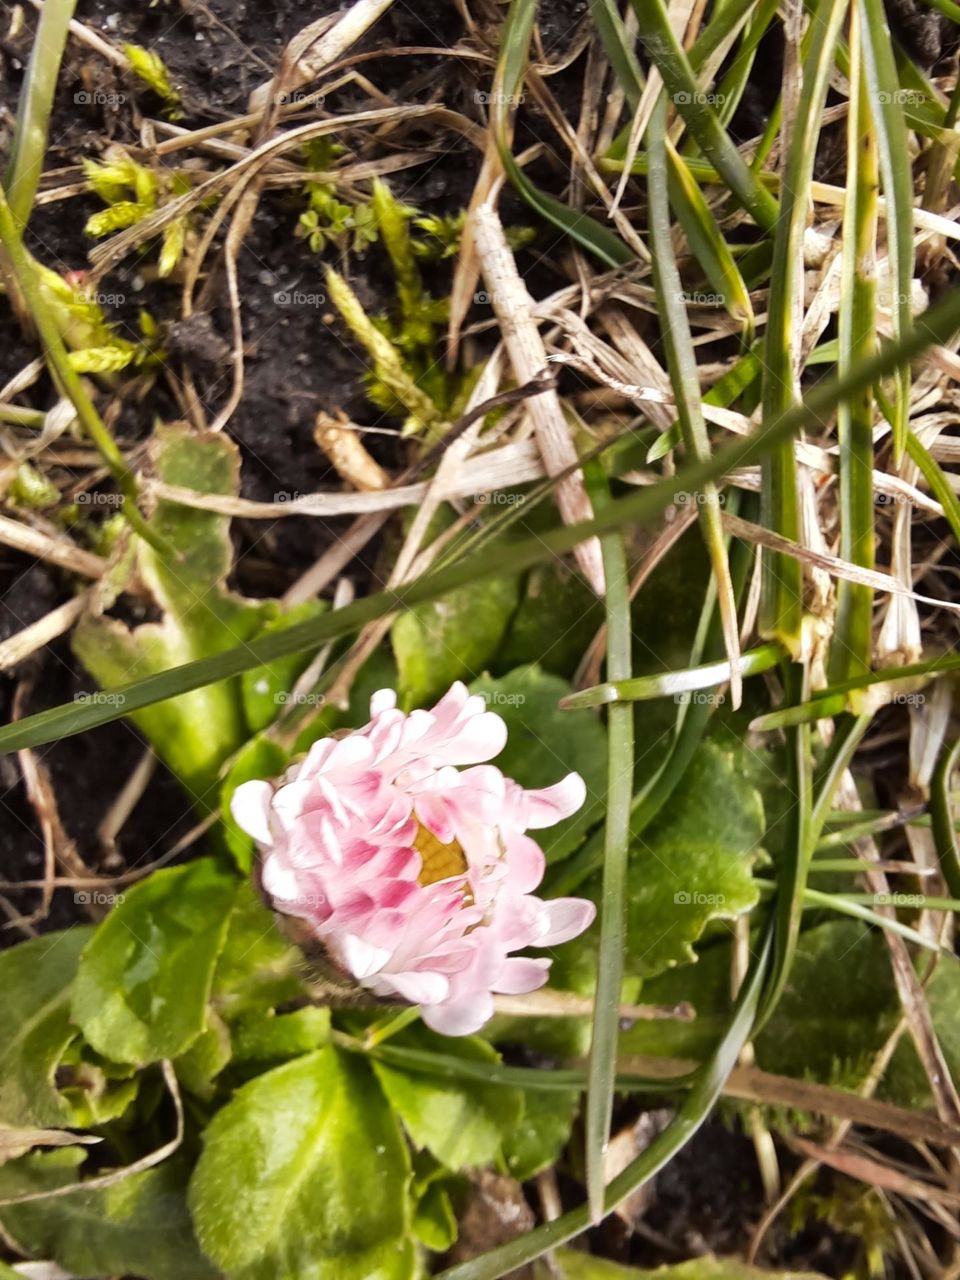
left=5, top=285, right=960, bottom=753
left=583, top=466, right=634, bottom=1224
left=932, top=737, right=960, bottom=900
left=648, top=94, right=743, bottom=707
left=859, top=0, right=915, bottom=461
left=435, top=926, right=772, bottom=1280
left=829, top=8, right=877, bottom=685
left=4, top=0, right=77, bottom=227
left=0, top=183, right=170, bottom=557
left=759, top=0, right=847, bottom=652
left=492, top=0, right=634, bottom=267
left=630, top=0, right=779, bottom=231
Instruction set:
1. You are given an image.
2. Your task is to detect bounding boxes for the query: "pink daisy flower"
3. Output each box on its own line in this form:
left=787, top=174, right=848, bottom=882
left=231, top=681, right=596, bottom=1035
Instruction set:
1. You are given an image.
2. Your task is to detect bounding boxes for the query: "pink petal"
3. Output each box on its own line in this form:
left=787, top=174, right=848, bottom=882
left=370, top=688, right=397, bottom=716
left=524, top=774, right=587, bottom=828
left=231, top=781, right=275, bottom=846
left=337, top=932, right=392, bottom=979
left=421, top=991, right=494, bottom=1036
left=502, top=833, right=546, bottom=894
left=383, top=970, right=450, bottom=1005
left=493, top=956, right=551, bottom=994
left=538, top=897, right=597, bottom=946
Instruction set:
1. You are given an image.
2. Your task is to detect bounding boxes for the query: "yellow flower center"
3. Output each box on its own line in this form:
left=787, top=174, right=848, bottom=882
left=414, top=822, right=467, bottom=886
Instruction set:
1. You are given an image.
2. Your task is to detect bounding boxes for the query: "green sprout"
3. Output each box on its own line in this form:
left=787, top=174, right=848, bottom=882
left=83, top=146, right=193, bottom=278
left=296, top=139, right=379, bottom=255
left=36, top=265, right=161, bottom=374
left=123, top=43, right=182, bottom=119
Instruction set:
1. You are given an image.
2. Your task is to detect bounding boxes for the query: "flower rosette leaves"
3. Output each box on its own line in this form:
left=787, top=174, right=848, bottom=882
left=0, top=1152, right=214, bottom=1280
left=72, top=426, right=326, bottom=802
left=0, top=930, right=95, bottom=1128
left=370, top=1024, right=523, bottom=1170
left=71, top=859, right=238, bottom=1065
left=187, top=1047, right=415, bottom=1280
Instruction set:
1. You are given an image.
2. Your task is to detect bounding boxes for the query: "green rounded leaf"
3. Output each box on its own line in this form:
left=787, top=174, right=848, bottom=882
left=372, top=1026, right=523, bottom=1171
left=0, top=929, right=93, bottom=1127
left=71, top=860, right=238, bottom=1065
left=0, top=1149, right=214, bottom=1280
left=188, top=1047, right=415, bottom=1280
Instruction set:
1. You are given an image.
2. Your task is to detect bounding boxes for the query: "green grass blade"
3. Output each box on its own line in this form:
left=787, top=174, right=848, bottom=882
left=905, top=430, right=960, bottom=544
left=4, top=284, right=960, bottom=753
left=551, top=508, right=756, bottom=897
left=647, top=347, right=760, bottom=464
left=630, top=0, right=779, bottom=231
left=4, top=0, right=76, bottom=227
left=434, top=926, right=772, bottom=1280
left=589, top=0, right=644, bottom=107
left=666, top=140, right=754, bottom=332
left=493, top=0, right=634, bottom=267
left=339, top=1035, right=698, bottom=1093
left=859, top=0, right=915, bottom=460
left=798, top=886, right=954, bottom=954
left=648, top=94, right=743, bottom=707
left=750, top=650, right=960, bottom=730
left=752, top=664, right=812, bottom=1030
left=830, top=8, right=878, bottom=685
left=561, top=643, right=783, bottom=708
left=759, top=0, right=848, bottom=652
left=583, top=468, right=634, bottom=1223
left=932, top=737, right=960, bottom=900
